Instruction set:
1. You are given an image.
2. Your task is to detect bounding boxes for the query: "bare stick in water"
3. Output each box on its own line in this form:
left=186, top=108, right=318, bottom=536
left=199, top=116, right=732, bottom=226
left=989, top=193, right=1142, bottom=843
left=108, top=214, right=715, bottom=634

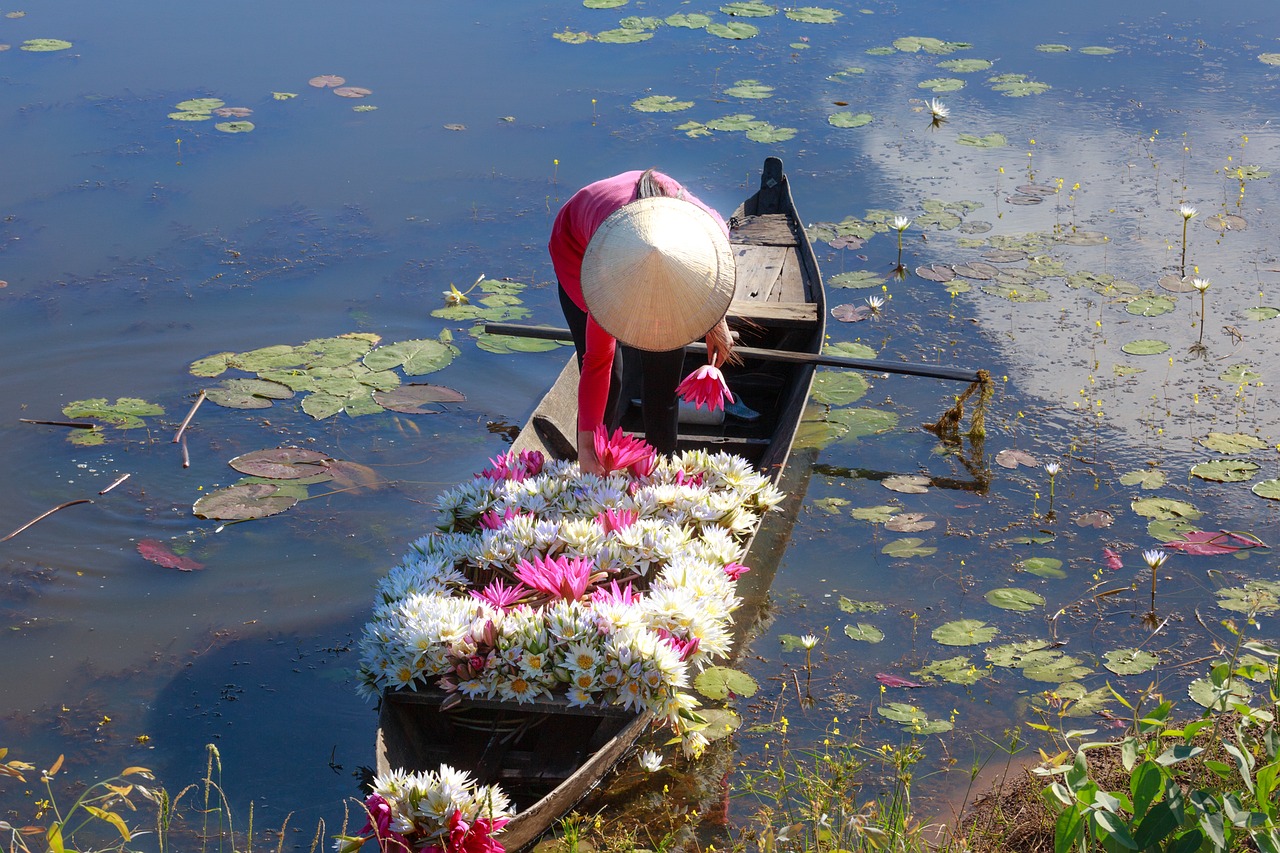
left=173, top=390, right=207, bottom=444
left=19, top=419, right=96, bottom=429
left=98, top=473, right=131, bottom=495
left=2, top=499, right=94, bottom=543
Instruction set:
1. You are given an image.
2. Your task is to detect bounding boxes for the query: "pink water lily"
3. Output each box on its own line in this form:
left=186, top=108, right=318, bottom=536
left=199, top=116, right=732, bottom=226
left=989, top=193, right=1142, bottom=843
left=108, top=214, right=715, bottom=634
left=590, top=580, right=639, bottom=606
left=513, top=554, right=600, bottom=601
left=596, top=507, right=638, bottom=533
left=722, top=561, right=750, bottom=580
left=479, top=449, right=544, bottom=482
left=593, top=426, right=657, bottom=477
left=676, top=364, right=734, bottom=411
left=470, top=578, right=530, bottom=610
left=479, top=507, right=528, bottom=530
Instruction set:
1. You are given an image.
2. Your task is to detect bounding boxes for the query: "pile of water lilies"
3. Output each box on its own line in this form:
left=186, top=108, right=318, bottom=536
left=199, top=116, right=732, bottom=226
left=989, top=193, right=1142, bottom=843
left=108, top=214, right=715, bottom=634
left=356, top=426, right=784, bottom=753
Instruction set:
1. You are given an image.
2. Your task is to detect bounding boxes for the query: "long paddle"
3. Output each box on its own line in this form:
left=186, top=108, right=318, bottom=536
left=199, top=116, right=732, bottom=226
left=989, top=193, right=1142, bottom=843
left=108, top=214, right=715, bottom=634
left=483, top=322, right=985, bottom=383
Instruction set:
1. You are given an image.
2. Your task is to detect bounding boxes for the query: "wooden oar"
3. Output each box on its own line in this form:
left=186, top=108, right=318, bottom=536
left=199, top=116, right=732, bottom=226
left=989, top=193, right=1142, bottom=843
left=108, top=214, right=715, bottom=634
left=483, top=323, right=984, bottom=383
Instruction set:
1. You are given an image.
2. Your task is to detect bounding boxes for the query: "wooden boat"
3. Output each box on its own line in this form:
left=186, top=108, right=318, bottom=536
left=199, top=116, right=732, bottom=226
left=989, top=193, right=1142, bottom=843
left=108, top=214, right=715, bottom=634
left=375, top=156, right=827, bottom=852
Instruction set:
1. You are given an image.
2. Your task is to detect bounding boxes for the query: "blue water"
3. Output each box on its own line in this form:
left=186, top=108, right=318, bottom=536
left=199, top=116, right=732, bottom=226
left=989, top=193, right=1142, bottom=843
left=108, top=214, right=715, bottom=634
left=4, top=0, right=1280, bottom=841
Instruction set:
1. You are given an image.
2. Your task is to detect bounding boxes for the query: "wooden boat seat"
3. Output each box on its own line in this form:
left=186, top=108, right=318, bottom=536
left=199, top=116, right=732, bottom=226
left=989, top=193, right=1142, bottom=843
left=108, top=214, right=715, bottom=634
left=729, top=214, right=819, bottom=328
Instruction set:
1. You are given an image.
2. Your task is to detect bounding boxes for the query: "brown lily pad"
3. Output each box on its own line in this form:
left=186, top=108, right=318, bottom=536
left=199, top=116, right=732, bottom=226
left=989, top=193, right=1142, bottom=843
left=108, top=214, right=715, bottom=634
left=981, top=249, right=1027, bottom=263
left=137, top=540, right=204, bottom=571
left=1075, top=510, right=1114, bottom=528
left=883, top=474, right=930, bottom=494
left=228, top=447, right=331, bottom=479
left=1204, top=214, right=1247, bottom=233
left=213, top=107, right=253, bottom=117
left=309, top=75, right=346, bottom=88
left=373, top=383, right=466, bottom=414
left=1006, top=194, right=1044, bottom=205
left=995, top=448, right=1038, bottom=469
left=1157, top=274, right=1198, bottom=293
left=193, top=483, right=299, bottom=520
left=915, top=263, right=955, bottom=282
left=328, top=460, right=384, bottom=492
left=953, top=261, right=999, bottom=280
left=886, top=512, right=936, bottom=532
left=832, top=303, right=873, bottom=323
left=333, top=86, right=372, bottom=98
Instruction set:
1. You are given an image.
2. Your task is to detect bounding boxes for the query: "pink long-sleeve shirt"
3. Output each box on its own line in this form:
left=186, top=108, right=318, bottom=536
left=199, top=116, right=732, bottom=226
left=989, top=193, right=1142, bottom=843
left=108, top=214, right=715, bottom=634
left=548, top=170, right=728, bottom=433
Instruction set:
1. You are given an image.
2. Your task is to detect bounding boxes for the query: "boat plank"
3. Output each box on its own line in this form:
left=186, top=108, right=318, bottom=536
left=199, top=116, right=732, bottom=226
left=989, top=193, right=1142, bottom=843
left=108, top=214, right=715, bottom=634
left=732, top=244, right=788, bottom=301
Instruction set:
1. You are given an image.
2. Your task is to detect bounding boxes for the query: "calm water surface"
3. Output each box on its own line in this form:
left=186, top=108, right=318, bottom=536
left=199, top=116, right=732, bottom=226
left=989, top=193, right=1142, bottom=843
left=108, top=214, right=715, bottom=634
left=3, top=0, right=1280, bottom=840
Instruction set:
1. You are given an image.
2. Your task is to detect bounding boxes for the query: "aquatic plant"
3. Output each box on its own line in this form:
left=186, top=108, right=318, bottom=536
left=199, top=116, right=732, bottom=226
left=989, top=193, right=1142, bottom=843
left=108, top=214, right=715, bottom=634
left=1179, top=203, right=1198, bottom=275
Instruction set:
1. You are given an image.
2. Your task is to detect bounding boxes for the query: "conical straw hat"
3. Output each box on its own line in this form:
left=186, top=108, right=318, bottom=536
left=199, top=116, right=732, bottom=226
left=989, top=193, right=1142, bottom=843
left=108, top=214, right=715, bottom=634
left=581, top=196, right=735, bottom=352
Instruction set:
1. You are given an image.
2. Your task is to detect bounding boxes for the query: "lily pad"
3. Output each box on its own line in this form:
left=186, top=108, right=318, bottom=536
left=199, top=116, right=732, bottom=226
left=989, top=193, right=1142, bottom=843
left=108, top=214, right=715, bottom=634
left=882, top=474, right=929, bottom=494
left=1125, top=294, right=1176, bottom=317
left=1035, top=44, right=1071, bottom=53
left=364, top=337, right=459, bottom=375
left=1215, top=580, right=1280, bottom=615
left=844, top=623, right=884, bottom=643
left=206, top=379, right=295, bottom=409
left=850, top=505, right=898, bottom=523
left=878, top=702, right=953, bottom=734
left=824, top=341, right=878, bottom=359
left=373, top=384, right=466, bottom=414
left=785, top=6, right=841, bottom=23
left=995, top=449, right=1037, bottom=469
left=720, top=0, right=775, bottom=16
left=838, top=597, right=885, bottom=614
left=744, top=123, right=796, bottom=143
left=913, top=656, right=986, bottom=685
left=985, top=587, right=1045, bottom=612
left=1131, top=497, right=1202, bottom=521
left=826, top=407, right=898, bottom=441
left=137, top=540, right=205, bottom=572
left=21, top=38, right=73, bottom=52
left=666, top=13, right=712, bottom=27
left=988, top=73, right=1050, bottom=97
left=956, top=133, right=1007, bottom=148
left=937, top=58, right=993, bottom=72
left=706, top=21, right=759, bottom=39
left=1245, top=306, right=1280, bottom=321
left=1191, top=459, right=1259, bottom=483
left=893, top=36, right=971, bottom=55
left=1121, top=339, right=1170, bottom=356
left=724, top=80, right=774, bottom=99
left=918, top=77, right=965, bottom=92
left=829, top=270, right=886, bottom=289
left=62, top=397, right=164, bottom=430
left=1079, top=46, right=1117, bottom=55
left=596, top=28, right=653, bottom=43
left=1188, top=675, right=1252, bottom=711
left=811, top=372, right=869, bottom=406
left=632, top=95, right=694, bottom=113
left=1201, top=432, right=1266, bottom=454
left=1252, top=479, right=1280, bottom=501
left=1120, top=469, right=1166, bottom=489
left=309, top=75, right=345, bottom=88
left=1220, top=364, right=1262, bottom=384
left=1103, top=648, right=1160, bottom=676
left=886, top=512, right=935, bottom=533
left=333, top=87, right=372, bottom=98
left=693, top=666, right=758, bottom=700
left=829, top=111, right=873, bottom=128
left=1074, top=511, right=1114, bottom=529
left=193, top=483, right=299, bottom=521
left=1019, top=557, right=1065, bottom=579
left=932, top=619, right=998, bottom=647
left=915, top=264, right=956, bottom=282
left=229, top=448, right=332, bottom=479
left=882, top=537, right=937, bottom=558
left=169, top=111, right=213, bottom=122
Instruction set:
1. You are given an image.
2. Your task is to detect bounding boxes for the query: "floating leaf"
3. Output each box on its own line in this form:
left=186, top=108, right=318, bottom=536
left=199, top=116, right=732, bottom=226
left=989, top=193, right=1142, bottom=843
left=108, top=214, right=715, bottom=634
left=168, top=111, right=213, bottom=122
left=1260, top=53, right=1280, bottom=66
left=1103, top=649, right=1159, bottom=676
left=21, top=38, right=73, bottom=51
left=1220, top=364, right=1262, bottom=384
left=932, top=620, right=997, bottom=647
left=1121, top=339, right=1170, bottom=356
left=995, top=448, right=1037, bottom=469
left=913, top=656, right=986, bottom=685
left=705, top=21, right=760, bottom=38
left=882, top=474, right=929, bottom=494
left=693, top=666, right=758, bottom=700
left=1157, top=274, right=1198, bottom=293
left=595, top=28, right=653, bottom=43
left=876, top=673, right=922, bottom=689
left=1188, top=676, right=1252, bottom=710
left=333, top=86, right=372, bottom=98
left=1079, top=46, right=1117, bottom=55
left=850, top=505, right=898, bottom=523
left=881, top=537, right=936, bottom=558
left=1252, top=479, right=1280, bottom=501
left=193, top=483, right=299, bottom=521
left=824, top=341, right=878, bottom=359
left=838, top=597, right=885, bottom=614
left=724, top=79, right=774, bottom=99
left=1019, top=557, right=1065, bottom=579
left=1191, top=459, right=1259, bottom=483
left=826, top=407, right=898, bottom=441
left=666, top=13, right=712, bottom=27
left=785, top=6, right=841, bottom=23
left=1075, top=510, right=1114, bottom=529
left=137, top=540, right=204, bottom=572
left=1215, top=580, right=1280, bottom=614
left=953, top=262, right=999, bottom=280
left=844, top=623, right=884, bottom=643
left=829, top=270, right=885, bottom=289
left=893, top=36, right=971, bottom=55
left=745, top=123, right=796, bottom=143
left=721, top=1, right=775, bottom=16
left=918, top=78, right=965, bottom=93
left=988, top=73, right=1050, bottom=96
left=915, top=264, right=955, bottom=282
left=985, top=587, right=1045, bottom=612
left=1161, top=530, right=1265, bottom=556
left=1131, top=497, right=1201, bottom=521
left=829, top=111, right=873, bottom=128
left=1036, top=43, right=1071, bottom=52
left=1022, top=653, right=1091, bottom=683
left=62, top=398, right=164, bottom=430
left=364, top=337, right=459, bottom=375
left=272, top=92, right=298, bottom=100
left=1121, top=468, right=1162, bottom=489
left=778, top=634, right=806, bottom=652
left=1056, top=230, right=1109, bottom=246
left=985, top=639, right=1050, bottom=668
left=229, top=448, right=332, bottom=479
left=373, top=384, right=465, bottom=414
left=937, top=58, right=992, bottom=72
left=811, top=497, right=849, bottom=514
left=1245, top=306, right=1280, bottom=321
left=584, top=0, right=627, bottom=6
left=956, top=132, right=1007, bottom=148
left=1200, top=432, right=1266, bottom=454
left=811, top=372, right=869, bottom=406
left=1005, top=534, right=1055, bottom=546
left=1103, top=548, right=1124, bottom=570
left=886, top=513, right=934, bottom=533
left=214, top=120, right=254, bottom=133
left=176, top=97, right=228, bottom=113
left=309, top=75, right=345, bottom=88
left=831, top=303, right=873, bottom=322
left=1125, top=294, right=1176, bottom=317
left=632, top=95, right=694, bottom=113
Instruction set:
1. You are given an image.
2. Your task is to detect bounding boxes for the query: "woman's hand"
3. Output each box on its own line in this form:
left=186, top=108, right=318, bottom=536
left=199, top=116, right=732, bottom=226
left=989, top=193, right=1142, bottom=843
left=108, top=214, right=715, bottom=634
left=704, top=318, right=734, bottom=368
left=577, top=430, right=605, bottom=475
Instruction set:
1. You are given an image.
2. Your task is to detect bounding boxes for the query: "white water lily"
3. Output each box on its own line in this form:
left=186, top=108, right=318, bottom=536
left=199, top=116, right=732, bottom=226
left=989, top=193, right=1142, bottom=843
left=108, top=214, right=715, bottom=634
left=1044, top=461, right=1061, bottom=476
left=1191, top=276, right=1210, bottom=292
left=891, top=215, right=911, bottom=232
left=800, top=634, right=820, bottom=650
left=866, top=295, right=885, bottom=312
left=637, top=750, right=664, bottom=772
left=1179, top=203, right=1198, bottom=220
left=927, top=98, right=950, bottom=120
left=1142, top=549, right=1169, bottom=569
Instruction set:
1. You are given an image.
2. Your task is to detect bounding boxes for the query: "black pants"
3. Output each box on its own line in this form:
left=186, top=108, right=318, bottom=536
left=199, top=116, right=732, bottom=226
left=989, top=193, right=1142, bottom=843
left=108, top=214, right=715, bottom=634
left=558, top=285, right=685, bottom=454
